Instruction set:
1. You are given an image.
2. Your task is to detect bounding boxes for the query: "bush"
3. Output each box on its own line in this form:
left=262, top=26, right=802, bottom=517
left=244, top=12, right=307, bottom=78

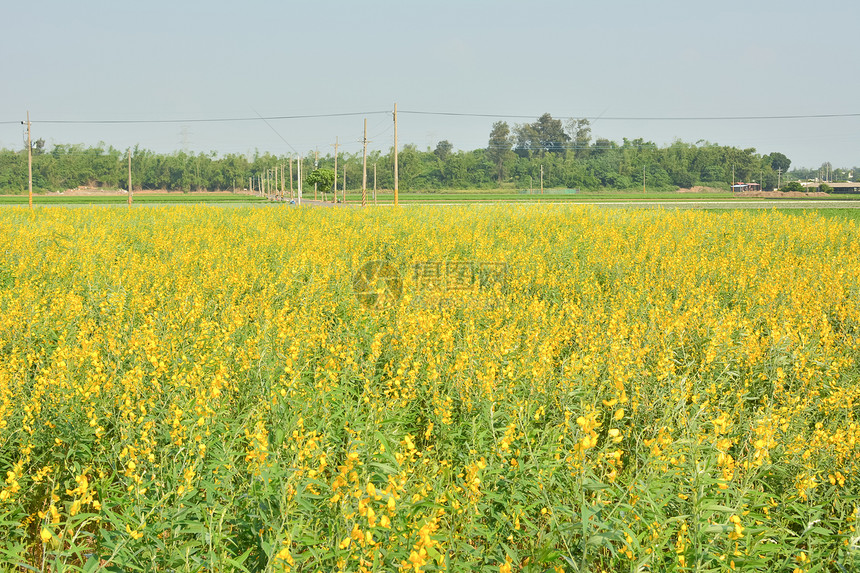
left=819, top=183, right=833, bottom=193
left=778, top=181, right=805, bottom=193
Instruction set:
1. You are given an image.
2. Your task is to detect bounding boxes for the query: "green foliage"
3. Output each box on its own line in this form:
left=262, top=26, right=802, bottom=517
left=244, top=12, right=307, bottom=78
left=768, top=151, right=791, bottom=172
left=305, top=168, right=336, bottom=195
left=779, top=181, right=806, bottom=193
left=433, top=140, right=453, bottom=162
left=819, top=182, right=833, bottom=193
left=0, top=119, right=802, bottom=194
left=487, top=121, right=514, bottom=185
left=514, top=113, right=569, bottom=156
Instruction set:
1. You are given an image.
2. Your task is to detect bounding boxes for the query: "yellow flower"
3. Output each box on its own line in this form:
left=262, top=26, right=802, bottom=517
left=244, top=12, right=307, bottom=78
left=126, top=524, right=143, bottom=540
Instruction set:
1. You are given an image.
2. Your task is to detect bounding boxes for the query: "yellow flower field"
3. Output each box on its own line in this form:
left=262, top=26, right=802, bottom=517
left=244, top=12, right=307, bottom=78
left=0, top=205, right=858, bottom=571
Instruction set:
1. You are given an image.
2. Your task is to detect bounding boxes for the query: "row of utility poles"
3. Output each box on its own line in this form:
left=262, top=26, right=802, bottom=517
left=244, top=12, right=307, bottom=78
left=249, top=109, right=393, bottom=207
left=222, top=105, right=400, bottom=207
left=20, top=104, right=402, bottom=209
left=246, top=152, right=381, bottom=206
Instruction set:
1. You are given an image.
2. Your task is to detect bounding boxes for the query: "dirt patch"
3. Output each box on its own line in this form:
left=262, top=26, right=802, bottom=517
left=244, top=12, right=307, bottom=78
left=676, top=186, right=832, bottom=199
left=676, top=186, right=726, bottom=194
left=735, top=190, right=830, bottom=199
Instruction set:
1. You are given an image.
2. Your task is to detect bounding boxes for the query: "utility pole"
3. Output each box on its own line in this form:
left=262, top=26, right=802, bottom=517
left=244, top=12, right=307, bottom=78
left=297, top=155, right=302, bottom=205
left=540, top=164, right=544, bottom=194
left=332, top=137, right=338, bottom=203
left=280, top=163, right=285, bottom=200
left=26, top=111, right=32, bottom=209
left=128, top=149, right=133, bottom=206
left=362, top=118, right=368, bottom=207
left=777, top=167, right=781, bottom=190
left=393, top=103, right=399, bottom=206
left=248, top=177, right=252, bottom=194
left=314, top=150, right=319, bottom=200
left=289, top=157, right=294, bottom=199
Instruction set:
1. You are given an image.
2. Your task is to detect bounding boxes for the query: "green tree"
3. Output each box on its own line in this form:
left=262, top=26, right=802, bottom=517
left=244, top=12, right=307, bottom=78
left=305, top=168, right=336, bottom=199
left=565, top=118, right=591, bottom=159
left=487, top=121, right=513, bottom=184
left=779, top=181, right=805, bottom=193
left=768, top=152, right=791, bottom=173
left=515, top=113, right=569, bottom=156
left=434, top=140, right=453, bottom=162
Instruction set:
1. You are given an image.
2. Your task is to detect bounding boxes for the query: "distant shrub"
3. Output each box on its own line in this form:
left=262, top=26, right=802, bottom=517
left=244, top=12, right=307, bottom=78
left=819, top=183, right=833, bottom=193
left=779, top=181, right=805, bottom=193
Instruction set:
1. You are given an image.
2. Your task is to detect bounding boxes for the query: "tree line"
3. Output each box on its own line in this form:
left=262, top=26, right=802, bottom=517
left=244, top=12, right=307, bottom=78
left=0, top=114, right=851, bottom=194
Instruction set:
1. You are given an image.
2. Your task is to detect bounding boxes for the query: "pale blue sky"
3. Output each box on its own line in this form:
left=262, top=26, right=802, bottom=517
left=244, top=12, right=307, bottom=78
left=2, top=0, right=858, bottom=168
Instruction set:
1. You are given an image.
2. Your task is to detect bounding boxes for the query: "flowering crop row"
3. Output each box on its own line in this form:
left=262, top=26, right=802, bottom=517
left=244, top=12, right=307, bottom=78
left=0, top=205, right=858, bottom=571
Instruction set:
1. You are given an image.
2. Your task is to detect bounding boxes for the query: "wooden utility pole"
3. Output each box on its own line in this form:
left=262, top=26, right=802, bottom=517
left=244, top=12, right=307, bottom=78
left=540, top=164, right=544, bottom=194
left=332, top=137, right=339, bottom=203
left=26, top=112, right=32, bottom=209
left=280, top=164, right=285, bottom=200
left=249, top=177, right=252, bottom=194
left=393, top=103, right=399, bottom=206
left=297, top=155, right=302, bottom=205
left=289, top=158, right=294, bottom=199
left=314, top=150, right=319, bottom=200
left=362, top=118, right=368, bottom=207
left=128, top=149, right=133, bottom=206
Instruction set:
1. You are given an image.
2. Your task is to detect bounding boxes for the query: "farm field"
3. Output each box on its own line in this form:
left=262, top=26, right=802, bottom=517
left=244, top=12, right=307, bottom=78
left=0, top=193, right=268, bottom=206
left=340, top=191, right=740, bottom=204
left=0, top=205, right=858, bottom=571
left=335, top=191, right=860, bottom=205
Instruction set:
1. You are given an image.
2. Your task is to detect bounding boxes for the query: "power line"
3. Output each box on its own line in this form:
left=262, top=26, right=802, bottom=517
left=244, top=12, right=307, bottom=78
left=12, top=108, right=860, bottom=127
left=253, top=110, right=297, bottom=154
left=399, top=110, right=860, bottom=121
left=27, top=111, right=390, bottom=125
